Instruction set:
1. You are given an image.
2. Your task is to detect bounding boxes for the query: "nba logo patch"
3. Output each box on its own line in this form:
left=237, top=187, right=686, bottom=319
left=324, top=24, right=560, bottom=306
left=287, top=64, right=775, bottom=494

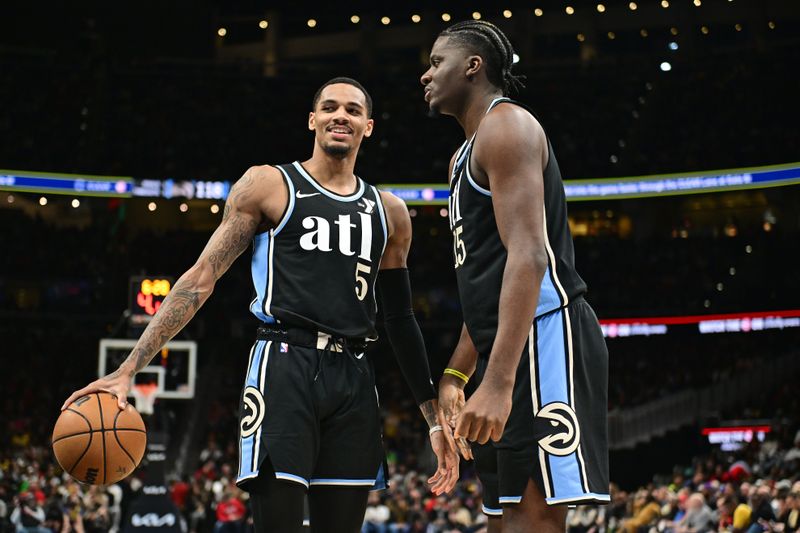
left=280, top=343, right=288, bottom=353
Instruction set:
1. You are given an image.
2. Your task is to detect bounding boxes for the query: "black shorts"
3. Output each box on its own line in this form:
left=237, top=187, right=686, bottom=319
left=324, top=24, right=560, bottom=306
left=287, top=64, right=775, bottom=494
left=472, top=297, right=609, bottom=513
left=235, top=328, right=386, bottom=491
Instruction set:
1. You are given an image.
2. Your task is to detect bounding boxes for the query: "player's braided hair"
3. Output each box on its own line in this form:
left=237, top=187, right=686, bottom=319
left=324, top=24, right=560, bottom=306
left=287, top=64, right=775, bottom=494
left=439, top=20, right=526, bottom=96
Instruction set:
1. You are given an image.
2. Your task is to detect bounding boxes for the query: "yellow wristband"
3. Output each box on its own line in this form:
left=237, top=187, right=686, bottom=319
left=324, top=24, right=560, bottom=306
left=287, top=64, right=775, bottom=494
left=443, top=368, right=469, bottom=384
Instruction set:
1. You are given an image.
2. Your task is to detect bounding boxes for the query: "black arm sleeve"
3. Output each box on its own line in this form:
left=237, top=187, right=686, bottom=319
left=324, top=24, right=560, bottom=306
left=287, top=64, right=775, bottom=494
left=377, top=268, right=437, bottom=406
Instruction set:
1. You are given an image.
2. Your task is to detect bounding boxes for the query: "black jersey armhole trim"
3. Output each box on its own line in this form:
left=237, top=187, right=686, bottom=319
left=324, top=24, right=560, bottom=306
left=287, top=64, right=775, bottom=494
left=253, top=165, right=291, bottom=236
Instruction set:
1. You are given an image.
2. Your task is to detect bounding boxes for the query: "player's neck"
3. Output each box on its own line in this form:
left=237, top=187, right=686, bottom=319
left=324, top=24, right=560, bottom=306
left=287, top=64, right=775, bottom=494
left=302, top=150, right=359, bottom=194
left=458, top=91, right=504, bottom=139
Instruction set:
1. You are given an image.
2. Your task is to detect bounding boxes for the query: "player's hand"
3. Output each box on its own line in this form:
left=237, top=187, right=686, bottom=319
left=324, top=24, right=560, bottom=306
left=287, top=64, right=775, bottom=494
left=438, top=374, right=473, bottom=460
left=61, top=366, right=133, bottom=411
left=454, top=382, right=512, bottom=445
left=427, top=410, right=460, bottom=495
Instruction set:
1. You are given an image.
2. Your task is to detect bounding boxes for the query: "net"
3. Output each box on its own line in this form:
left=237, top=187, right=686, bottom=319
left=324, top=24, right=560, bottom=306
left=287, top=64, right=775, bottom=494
left=132, top=383, right=159, bottom=415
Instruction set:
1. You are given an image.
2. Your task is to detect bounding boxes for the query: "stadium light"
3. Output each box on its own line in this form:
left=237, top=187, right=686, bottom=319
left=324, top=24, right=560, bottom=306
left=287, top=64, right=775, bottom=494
left=211, top=204, right=220, bottom=214
left=71, top=199, right=80, bottom=208
left=350, top=15, right=360, bottom=24
left=577, top=33, right=586, bottom=42
left=768, top=21, right=776, bottom=29
left=661, top=0, right=669, bottom=7
left=442, top=13, right=451, bottom=22
left=735, top=23, right=742, bottom=31
left=701, top=26, right=709, bottom=34
left=607, top=31, right=616, bottom=39
left=148, top=202, right=157, bottom=212
left=670, top=27, right=679, bottom=35
left=472, top=11, right=481, bottom=20
left=179, top=203, right=188, bottom=213
left=669, top=41, right=679, bottom=50
left=535, top=8, right=544, bottom=16
left=503, top=10, right=513, bottom=18
left=512, top=53, right=520, bottom=64
left=6, top=194, right=13, bottom=204
left=640, top=29, right=649, bottom=37
left=597, top=4, right=606, bottom=13
left=217, top=28, right=227, bottom=37
left=39, top=196, right=47, bottom=206
left=381, top=17, right=390, bottom=25
left=307, top=19, right=317, bottom=28
left=258, top=20, right=268, bottom=29
left=660, top=61, right=672, bottom=71
left=629, top=2, right=638, bottom=11
left=411, top=14, right=421, bottom=23
left=693, top=0, right=701, bottom=6
left=566, top=6, right=575, bottom=15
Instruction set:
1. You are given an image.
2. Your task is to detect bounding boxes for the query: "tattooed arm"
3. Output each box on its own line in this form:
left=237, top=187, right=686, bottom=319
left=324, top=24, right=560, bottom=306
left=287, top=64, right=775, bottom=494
left=62, top=165, right=287, bottom=410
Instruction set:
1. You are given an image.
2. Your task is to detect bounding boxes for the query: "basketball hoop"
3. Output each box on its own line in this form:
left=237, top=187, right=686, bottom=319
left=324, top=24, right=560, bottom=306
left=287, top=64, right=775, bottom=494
left=132, top=383, right=159, bottom=415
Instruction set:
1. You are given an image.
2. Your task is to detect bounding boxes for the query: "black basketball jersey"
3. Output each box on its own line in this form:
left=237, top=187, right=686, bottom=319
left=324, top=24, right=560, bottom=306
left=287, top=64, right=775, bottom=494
left=249, top=161, right=387, bottom=338
left=448, top=97, right=587, bottom=355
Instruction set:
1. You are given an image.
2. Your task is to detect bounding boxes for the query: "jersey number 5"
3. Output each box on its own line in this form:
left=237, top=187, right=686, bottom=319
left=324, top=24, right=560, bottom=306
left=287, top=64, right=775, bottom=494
left=453, top=226, right=467, bottom=268
left=355, top=262, right=371, bottom=300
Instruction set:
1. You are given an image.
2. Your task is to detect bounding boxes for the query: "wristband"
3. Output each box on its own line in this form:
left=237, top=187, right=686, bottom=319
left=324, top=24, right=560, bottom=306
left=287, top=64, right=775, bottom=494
left=443, top=368, right=469, bottom=384
left=429, top=425, right=443, bottom=435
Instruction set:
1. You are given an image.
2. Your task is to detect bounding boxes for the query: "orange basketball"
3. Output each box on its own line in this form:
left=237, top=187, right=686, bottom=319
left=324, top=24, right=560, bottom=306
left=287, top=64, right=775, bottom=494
left=52, top=391, right=147, bottom=485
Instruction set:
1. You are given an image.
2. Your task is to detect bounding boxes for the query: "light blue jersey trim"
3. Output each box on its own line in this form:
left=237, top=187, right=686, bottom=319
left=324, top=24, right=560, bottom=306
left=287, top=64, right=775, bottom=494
left=464, top=153, right=492, bottom=197
left=546, top=493, right=611, bottom=505
left=292, top=161, right=365, bottom=202
left=458, top=96, right=510, bottom=196
left=275, top=472, right=310, bottom=488
left=498, top=496, right=523, bottom=504
left=536, top=266, right=563, bottom=318
left=372, top=186, right=388, bottom=245
left=250, top=235, right=271, bottom=322
left=536, top=311, right=588, bottom=500
left=309, top=479, right=376, bottom=486
left=237, top=341, right=270, bottom=481
left=482, top=505, right=503, bottom=516
left=273, top=166, right=296, bottom=235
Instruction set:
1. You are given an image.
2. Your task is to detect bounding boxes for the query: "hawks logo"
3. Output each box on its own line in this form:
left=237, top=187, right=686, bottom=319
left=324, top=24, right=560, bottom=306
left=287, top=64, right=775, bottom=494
left=240, top=386, right=265, bottom=438
left=535, top=401, right=581, bottom=456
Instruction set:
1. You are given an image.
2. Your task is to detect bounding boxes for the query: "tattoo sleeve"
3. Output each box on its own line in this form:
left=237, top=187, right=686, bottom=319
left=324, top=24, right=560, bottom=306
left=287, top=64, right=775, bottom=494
left=120, top=171, right=260, bottom=376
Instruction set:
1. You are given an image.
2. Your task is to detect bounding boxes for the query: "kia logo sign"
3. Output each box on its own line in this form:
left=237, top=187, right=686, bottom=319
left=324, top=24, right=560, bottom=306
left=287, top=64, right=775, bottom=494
left=131, top=513, right=176, bottom=528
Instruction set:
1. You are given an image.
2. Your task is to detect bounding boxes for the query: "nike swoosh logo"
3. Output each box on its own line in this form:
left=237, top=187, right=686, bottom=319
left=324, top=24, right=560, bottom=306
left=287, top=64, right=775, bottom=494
left=354, top=352, right=364, bottom=360
left=296, top=191, right=321, bottom=199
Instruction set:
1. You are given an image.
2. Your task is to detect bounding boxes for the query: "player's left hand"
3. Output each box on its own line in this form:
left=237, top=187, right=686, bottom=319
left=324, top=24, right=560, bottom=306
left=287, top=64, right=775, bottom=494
left=454, top=382, right=512, bottom=444
left=427, top=411, right=459, bottom=495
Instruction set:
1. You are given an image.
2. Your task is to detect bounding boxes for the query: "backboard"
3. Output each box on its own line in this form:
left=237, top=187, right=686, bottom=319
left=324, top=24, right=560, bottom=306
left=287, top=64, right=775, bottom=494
left=98, top=339, right=196, bottom=400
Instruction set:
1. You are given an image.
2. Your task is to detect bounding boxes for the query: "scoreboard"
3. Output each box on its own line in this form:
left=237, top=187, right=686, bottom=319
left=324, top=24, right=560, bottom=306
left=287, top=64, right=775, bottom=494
left=129, top=276, right=173, bottom=325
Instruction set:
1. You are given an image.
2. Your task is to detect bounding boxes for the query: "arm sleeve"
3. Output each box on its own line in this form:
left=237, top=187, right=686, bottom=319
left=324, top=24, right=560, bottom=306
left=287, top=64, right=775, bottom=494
left=377, top=268, right=437, bottom=406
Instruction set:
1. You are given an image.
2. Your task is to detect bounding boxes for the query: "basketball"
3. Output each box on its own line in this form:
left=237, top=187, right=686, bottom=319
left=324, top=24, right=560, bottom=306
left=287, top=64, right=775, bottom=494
left=52, top=391, right=147, bottom=485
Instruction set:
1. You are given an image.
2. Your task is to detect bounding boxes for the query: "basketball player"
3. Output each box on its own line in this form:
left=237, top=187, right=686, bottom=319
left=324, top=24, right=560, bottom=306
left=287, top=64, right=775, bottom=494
left=62, top=77, right=459, bottom=532
left=420, top=21, right=610, bottom=533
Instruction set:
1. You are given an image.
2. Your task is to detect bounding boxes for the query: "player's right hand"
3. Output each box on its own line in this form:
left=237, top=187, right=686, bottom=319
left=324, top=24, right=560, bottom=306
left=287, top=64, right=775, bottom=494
left=438, top=374, right=473, bottom=460
left=61, top=368, right=133, bottom=411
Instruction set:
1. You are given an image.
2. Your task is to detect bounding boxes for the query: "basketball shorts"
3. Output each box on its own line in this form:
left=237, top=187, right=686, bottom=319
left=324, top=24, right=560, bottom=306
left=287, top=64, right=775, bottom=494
left=472, top=296, right=610, bottom=514
left=235, top=326, right=386, bottom=492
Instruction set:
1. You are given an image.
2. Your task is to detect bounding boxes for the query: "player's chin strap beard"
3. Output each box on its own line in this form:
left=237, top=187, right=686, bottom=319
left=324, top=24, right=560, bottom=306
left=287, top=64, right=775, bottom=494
left=313, top=337, right=365, bottom=382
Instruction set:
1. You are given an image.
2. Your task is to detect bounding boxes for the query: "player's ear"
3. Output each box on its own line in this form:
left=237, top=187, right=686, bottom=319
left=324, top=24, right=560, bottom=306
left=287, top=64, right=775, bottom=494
left=363, top=118, right=374, bottom=138
left=308, top=111, right=316, bottom=131
left=466, top=55, right=483, bottom=80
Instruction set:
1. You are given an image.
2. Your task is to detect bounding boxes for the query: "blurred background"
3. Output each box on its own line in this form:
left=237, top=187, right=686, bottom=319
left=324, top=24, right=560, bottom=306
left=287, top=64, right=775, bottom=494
left=1, top=1, right=799, bottom=532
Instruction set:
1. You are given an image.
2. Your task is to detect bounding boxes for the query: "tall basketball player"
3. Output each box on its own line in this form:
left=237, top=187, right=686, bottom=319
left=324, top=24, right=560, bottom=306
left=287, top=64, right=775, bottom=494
left=62, top=78, right=459, bottom=532
left=420, top=22, right=610, bottom=533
